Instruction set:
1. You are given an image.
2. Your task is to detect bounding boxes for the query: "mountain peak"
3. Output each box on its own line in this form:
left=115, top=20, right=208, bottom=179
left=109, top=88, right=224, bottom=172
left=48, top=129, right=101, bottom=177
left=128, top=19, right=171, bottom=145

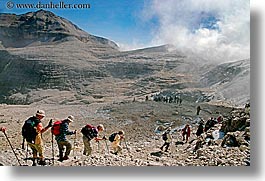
left=0, top=10, right=118, bottom=49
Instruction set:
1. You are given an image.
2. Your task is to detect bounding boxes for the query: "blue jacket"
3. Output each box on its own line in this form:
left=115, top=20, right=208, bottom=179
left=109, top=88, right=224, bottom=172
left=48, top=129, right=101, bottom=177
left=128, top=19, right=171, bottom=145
left=55, top=120, right=75, bottom=142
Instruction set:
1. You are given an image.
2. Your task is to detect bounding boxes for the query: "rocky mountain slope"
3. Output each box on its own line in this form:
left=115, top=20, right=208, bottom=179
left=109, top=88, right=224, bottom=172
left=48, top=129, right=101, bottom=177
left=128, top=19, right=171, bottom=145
left=0, top=10, right=118, bottom=49
left=0, top=10, right=249, bottom=107
left=0, top=10, right=250, bottom=166
left=0, top=100, right=250, bottom=166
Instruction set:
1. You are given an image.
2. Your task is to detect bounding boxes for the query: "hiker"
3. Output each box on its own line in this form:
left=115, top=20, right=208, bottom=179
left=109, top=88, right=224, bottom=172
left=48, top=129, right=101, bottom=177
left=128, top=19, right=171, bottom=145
left=204, top=117, right=215, bottom=132
left=0, top=126, right=6, bottom=133
left=81, top=124, right=106, bottom=156
left=196, top=121, right=204, bottom=137
left=196, top=105, right=201, bottom=115
left=217, top=115, right=223, bottom=123
left=182, top=124, right=191, bottom=143
left=110, top=130, right=125, bottom=155
left=55, top=115, right=76, bottom=162
left=193, top=136, right=204, bottom=153
left=160, top=127, right=172, bottom=152
left=245, top=102, right=250, bottom=114
left=176, top=96, right=179, bottom=104
left=22, top=110, right=52, bottom=166
left=179, top=96, right=183, bottom=105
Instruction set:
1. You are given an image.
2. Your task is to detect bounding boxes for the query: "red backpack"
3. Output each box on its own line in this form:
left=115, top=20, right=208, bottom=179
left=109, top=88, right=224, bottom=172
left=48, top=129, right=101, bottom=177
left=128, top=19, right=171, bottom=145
left=51, top=120, right=62, bottom=136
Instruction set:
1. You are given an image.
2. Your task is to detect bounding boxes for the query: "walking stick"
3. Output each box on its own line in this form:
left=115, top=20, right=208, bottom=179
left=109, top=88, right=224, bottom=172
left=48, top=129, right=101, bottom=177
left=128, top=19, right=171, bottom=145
left=97, top=141, right=100, bottom=153
left=51, top=133, right=54, bottom=165
left=22, top=138, right=25, bottom=150
left=103, top=137, right=110, bottom=154
left=3, top=132, right=22, bottom=166
left=73, top=132, right=77, bottom=157
left=123, top=138, right=130, bottom=153
left=26, top=143, right=28, bottom=165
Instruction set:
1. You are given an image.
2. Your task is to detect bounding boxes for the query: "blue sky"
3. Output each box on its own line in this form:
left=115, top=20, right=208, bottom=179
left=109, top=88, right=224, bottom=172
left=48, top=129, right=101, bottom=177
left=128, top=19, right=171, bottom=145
left=0, top=0, right=155, bottom=48
left=0, top=0, right=249, bottom=61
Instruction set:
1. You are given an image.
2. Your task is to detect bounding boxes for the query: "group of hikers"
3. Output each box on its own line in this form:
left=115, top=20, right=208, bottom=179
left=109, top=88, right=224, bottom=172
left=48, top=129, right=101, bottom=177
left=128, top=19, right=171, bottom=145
left=160, top=114, right=223, bottom=152
left=159, top=124, right=191, bottom=152
left=151, top=93, right=183, bottom=105
left=1, top=109, right=224, bottom=166
left=1, top=110, right=125, bottom=166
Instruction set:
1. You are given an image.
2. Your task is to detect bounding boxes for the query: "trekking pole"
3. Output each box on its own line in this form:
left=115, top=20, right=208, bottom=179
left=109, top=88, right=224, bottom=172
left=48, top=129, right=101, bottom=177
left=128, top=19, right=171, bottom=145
left=97, top=141, right=100, bottom=153
left=51, top=133, right=54, bottom=165
left=3, top=132, right=22, bottom=166
left=22, top=138, right=25, bottom=150
left=103, top=136, right=110, bottom=154
left=26, top=143, right=28, bottom=165
left=123, top=138, right=130, bottom=153
left=73, top=132, right=77, bottom=157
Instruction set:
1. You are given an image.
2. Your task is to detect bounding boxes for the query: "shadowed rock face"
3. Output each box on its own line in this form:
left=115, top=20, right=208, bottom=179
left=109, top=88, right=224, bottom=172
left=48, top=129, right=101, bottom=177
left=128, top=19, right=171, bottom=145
left=0, top=10, right=250, bottom=106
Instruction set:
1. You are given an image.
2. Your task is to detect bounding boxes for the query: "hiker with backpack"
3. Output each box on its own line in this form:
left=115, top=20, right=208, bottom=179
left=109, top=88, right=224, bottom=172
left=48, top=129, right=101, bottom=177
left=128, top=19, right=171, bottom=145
left=196, top=105, right=201, bottom=115
left=109, top=130, right=125, bottom=155
left=22, top=110, right=52, bottom=166
left=160, top=127, right=172, bottom=152
left=54, top=115, right=76, bottom=162
left=81, top=124, right=106, bottom=156
left=182, top=124, right=191, bottom=143
left=196, top=121, right=204, bottom=137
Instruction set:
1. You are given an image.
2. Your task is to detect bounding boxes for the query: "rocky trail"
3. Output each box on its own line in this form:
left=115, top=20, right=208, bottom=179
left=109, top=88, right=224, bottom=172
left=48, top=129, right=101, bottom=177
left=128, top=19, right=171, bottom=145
left=0, top=99, right=250, bottom=166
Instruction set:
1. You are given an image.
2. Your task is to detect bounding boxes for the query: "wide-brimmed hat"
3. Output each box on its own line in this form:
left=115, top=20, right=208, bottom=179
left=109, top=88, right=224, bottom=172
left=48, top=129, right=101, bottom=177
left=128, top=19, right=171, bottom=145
left=66, top=115, right=74, bottom=122
left=36, top=110, right=45, bottom=117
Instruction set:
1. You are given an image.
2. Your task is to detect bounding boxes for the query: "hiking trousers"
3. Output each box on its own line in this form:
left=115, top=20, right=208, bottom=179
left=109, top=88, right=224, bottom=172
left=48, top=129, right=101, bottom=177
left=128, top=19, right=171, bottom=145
left=57, top=140, right=72, bottom=157
left=82, top=135, right=92, bottom=156
left=161, top=142, right=170, bottom=152
left=112, top=144, right=122, bottom=154
left=27, top=142, right=44, bottom=160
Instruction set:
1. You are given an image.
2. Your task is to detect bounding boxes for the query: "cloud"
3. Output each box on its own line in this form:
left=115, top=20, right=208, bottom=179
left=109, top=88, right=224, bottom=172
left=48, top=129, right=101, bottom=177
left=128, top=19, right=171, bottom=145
left=141, top=0, right=250, bottom=62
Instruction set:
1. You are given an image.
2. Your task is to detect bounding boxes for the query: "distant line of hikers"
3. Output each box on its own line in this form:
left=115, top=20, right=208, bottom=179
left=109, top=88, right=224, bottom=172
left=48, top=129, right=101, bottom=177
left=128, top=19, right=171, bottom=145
left=17, top=110, right=125, bottom=166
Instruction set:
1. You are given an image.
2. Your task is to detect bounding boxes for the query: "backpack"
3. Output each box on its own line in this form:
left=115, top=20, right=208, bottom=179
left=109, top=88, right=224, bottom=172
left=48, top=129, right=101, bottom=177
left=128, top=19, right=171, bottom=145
left=51, top=120, right=62, bottom=136
left=162, top=132, right=168, bottom=141
left=109, top=133, right=118, bottom=142
left=22, top=117, right=40, bottom=143
left=81, top=124, right=98, bottom=140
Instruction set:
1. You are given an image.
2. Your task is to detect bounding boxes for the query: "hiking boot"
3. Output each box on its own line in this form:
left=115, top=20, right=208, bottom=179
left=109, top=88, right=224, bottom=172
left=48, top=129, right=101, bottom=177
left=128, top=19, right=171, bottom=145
left=38, top=160, right=46, bottom=166
left=58, top=158, right=64, bottom=162
left=63, top=156, right=69, bottom=160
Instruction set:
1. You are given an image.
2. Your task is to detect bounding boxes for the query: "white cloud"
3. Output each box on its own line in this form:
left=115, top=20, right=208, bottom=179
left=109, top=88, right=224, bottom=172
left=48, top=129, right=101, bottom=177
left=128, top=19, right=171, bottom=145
left=141, top=0, right=250, bottom=62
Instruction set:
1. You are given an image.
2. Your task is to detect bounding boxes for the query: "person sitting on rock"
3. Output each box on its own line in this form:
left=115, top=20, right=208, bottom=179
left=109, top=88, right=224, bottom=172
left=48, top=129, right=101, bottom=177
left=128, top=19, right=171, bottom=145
left=160, top=127, right=172, bottom=152
left=182, top=124, right=191, bottom=143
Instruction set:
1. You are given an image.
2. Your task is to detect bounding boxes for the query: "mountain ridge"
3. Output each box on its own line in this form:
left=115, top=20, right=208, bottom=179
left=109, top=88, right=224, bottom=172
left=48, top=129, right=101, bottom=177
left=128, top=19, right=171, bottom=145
left=0, top=9, right=118, bottom=49
left=0, top=10, right=250, bottom=107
